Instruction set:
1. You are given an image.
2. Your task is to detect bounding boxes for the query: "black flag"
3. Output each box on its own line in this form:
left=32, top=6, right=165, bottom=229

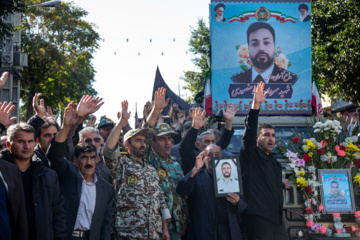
left=152, top=66, right=190, bottom=115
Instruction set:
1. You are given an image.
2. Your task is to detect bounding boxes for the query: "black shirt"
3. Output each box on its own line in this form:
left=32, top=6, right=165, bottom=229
left=21, top=166, right=36, bottom=240
left=240, top=109, right=284, bottom=224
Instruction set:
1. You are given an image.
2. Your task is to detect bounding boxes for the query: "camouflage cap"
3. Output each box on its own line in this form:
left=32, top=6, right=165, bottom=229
left=155, top=123, right=177, bottom=137
left=124, top=128, right=156, bottom=143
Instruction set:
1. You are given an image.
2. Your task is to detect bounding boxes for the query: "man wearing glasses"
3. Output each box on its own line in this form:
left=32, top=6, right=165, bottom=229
left=78, top=127, right=112, bottom=184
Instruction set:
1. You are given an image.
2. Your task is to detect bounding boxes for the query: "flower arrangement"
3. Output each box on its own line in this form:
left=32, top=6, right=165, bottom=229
left=281, top=116, right=360, bottom=236
left=235, top=44, right=292, bottom=71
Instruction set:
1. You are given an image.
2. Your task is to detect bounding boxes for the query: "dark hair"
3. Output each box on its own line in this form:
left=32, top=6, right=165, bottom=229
left=214, top=3, right=225, bottom=11
left=39, top=117, right=59, bottom=138
left=247, top=22, right=275, bottom=44
left=7, top=123, right=35, bottom=142
left=257, top=123, right=274, bottom=137
left=298, top=4, right=308, bottom=11
left=181, top=121, right=192, bottom=132
left=74, top=143, right=97, bottom=158
left=331, top=181, right=339, bottom=186
left=221, top=162, right=231, bottom=168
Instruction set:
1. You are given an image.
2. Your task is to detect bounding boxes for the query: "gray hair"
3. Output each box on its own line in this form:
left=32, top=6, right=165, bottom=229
left=7, top=123, right=35, bottom=142
left=79, top=127, right=100, bottom=142
left=197, top=130, right=215, bottom=145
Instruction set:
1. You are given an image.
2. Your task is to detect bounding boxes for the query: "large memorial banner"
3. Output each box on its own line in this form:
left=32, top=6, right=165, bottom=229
left=210, top=0, right=311, bottom=115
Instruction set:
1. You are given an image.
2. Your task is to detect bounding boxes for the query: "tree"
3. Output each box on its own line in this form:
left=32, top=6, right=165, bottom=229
left=181, top=18, right=210, bottom=103
left=312, top=0, right=360, bottom=104
left=0, top=0, right=25, bottom=36
left=20, top=0, right=100, bottom=120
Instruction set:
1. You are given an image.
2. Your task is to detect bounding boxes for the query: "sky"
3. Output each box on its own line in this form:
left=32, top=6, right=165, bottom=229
left=68, top=0, right=210, bottom=127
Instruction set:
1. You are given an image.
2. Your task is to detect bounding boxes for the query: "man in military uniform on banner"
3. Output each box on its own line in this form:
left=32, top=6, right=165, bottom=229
left=217, top=161, right=240, bottom=194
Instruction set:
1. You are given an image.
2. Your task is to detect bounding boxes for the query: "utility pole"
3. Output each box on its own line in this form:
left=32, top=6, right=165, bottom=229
left=0, top=12, right=26, bottom=122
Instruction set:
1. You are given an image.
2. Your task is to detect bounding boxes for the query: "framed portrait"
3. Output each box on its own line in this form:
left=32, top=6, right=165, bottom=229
left=318, top=169, right=356, bottom=214
left=211, top=156, right=243, bottom=197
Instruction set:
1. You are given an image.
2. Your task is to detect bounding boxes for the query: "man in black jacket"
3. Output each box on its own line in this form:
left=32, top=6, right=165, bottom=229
left=2, top=122, right=66, bottom=240
left=179, top=104, right=237, bottom=175
left=240, top=82, right=289, bottom=240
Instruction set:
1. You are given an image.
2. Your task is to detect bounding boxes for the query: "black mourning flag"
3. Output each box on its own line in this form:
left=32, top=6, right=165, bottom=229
left=152, top=67, right=190, bottom=115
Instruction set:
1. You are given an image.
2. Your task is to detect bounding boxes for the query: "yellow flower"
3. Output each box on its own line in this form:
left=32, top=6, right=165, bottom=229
left=354, top=174, right=360, bottom=185
left=306, top=140, right=316, bottom=150
left=346, top=142, right=360, bottom=152
left=298, top=171, right=305, bottom=176
left=297, top=177, right=308, bottom=187
left=308, top=152, right=313, bottom=158
left=305, top=146, right=310, bottom=151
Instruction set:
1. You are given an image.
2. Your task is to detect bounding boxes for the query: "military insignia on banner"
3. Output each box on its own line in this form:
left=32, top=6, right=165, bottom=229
left=127, top=175, right=138, bottom=186
left=255, top=6, right=270, bottom=21
left=158, top=169, right=167, bottom=179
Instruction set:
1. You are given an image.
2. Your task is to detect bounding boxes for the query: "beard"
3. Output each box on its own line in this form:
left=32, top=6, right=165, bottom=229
left=223, top=172, right=231, bottom=178
left=250, top=51, right=274, bottom=69
left=130, top=145, right=146, bottom=158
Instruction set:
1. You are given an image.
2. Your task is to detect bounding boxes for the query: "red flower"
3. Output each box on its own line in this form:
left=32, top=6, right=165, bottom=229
left=239, top=101, right=242, bottom=104
left=249, top=101, right=252, bottom=105
left=300, top=99, right=303, bottom=102
left=244, top=104, right=248, bottom=109
left=317, top=149, right=324, bottom=155
left=295, top=102, right=299, bottom=107
left=274, top=100, right=277, bottom=103
left=333, top=213, right=340, bottom=218
left=305, top=207, right=313, bottom=214
left=219, top=104, right=223, bottom=108
left=306, top=186, right=312, bottom=194
left=356, top=159, right=360, bottom=167
left=329, top=117, right=334, bottom=120
left=289, top=103, right=293, bottom=107
left=215, top=100, right=218, bottom=103
left=224, top=100, right=227, bottom=103
left=340, top=145, right=346, bottom=151
left=293, top=137, right=299, bottom=143
left=301, top=103, right=306, bottom=107
left=269, top=104, right=273, bottom=108
left=278, top=103, right=283, bottom=108
left=285, top=99, right=288, bottom=102
left=264, top=100, right=267, bottom=103
left=303, top=154, right=311, bottom=162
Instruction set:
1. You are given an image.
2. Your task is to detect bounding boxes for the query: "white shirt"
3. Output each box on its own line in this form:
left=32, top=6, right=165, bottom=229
left=73, top=174, right=98, bottom=230
left=251, top=63, right=275, bottom=84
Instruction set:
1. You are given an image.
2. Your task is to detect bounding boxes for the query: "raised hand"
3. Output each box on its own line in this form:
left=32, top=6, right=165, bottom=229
left=118, top=100, right=131, bottom=126
left=192, top=107, right=208, bottom=130
left=154, top=87, right=169, bottom=111
left=194, top=151, right=210, bottom=171
left=89, top=97, right=104, bottom=114
left=86, top=116, right=97, bottom=127
left=0, top=102, right=17, bottom=127
left=178, top=110, right=186, bottom=124
left=63, top=102, right=80, bottom=127
left=32, top=93, right=46, bottom=118
left=223, top=103, right=238, bottom=122
left=77, top=95, right=103, bottom=117
left=0, top=72, right=9, bottom=89
left=252, top=82, right=268, bottom=109
left=143, top=101, right=152, bottom=119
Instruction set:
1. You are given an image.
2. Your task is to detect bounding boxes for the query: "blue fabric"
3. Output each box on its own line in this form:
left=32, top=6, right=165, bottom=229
left=0, top=177, right=11, bottom=240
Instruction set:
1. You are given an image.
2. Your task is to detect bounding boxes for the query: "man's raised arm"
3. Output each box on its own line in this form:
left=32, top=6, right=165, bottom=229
left=146, top=87, right=169, bottom=127
left=217, top=103, right=237, bottom=150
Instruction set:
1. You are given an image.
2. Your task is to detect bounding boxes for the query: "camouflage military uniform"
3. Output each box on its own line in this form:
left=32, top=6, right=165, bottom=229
left=148, top=150, right=188, bottom=239
left=103, top=145, right=170, bottom=239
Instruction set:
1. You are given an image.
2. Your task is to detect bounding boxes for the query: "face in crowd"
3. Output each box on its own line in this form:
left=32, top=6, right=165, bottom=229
left=248, top=28, right=275, bottom=70
left=330, top=181, right=339, bottom=195
left=99, top=125, right=113, bottom=141
left=125, top=135, right=147, bottom=158
left=74, top=150, right=97, bottom=179
left=82, top=132, right=101, bottom=156
left=152, top=133, right=173, bottom=159
left=197, top=132, right=216, bottom=152
left=204, top=144, right=222, bottom=174
left=221, top=162, right=232, bottom=178
left=38, top=125, right=58, bottom=153
left=9, top=130, right=36, bottom=161
left=256, top=127, right=275, bottom=155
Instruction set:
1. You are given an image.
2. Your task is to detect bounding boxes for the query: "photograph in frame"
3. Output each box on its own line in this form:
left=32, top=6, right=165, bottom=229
left=212, top=156, right=243, bottom=197
left=318, top=169, right=356, bottom=214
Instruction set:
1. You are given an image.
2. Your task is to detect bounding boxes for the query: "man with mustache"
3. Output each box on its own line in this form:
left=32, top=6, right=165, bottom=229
left=47, top=101, right=114, bottom=240
left=241, top=82, right=289, bottom=240
left=231, top=22, right=299, bottom=85
left=217, top=162, right=239, bottom=194
left=103, top=91, right=171, bottom=239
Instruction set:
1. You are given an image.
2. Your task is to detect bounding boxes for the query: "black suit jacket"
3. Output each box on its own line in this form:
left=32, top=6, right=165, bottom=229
left=231, top=64, right=299, bottom=85
left=302, top=15, right=311, bottom=22
left=47, top=139, right=114, bottom=240
left=0, top=159, right=28, bottom=240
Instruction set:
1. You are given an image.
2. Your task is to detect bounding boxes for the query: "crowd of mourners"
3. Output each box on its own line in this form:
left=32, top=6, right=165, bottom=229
left=0, top=70, right=290, bottom=240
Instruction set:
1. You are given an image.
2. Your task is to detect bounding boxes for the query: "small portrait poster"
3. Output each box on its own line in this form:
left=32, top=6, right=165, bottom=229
left=212, top=156, right=243, bottom=197
left=318, top=169, right=356, bottom=214
left=210, top=0, right=312, bottom=116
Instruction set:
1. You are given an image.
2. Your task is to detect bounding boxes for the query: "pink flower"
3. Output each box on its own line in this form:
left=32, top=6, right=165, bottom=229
left=278, top=103, right=283, bottom=108
left=297, top=159, right=305, bottom=167
left=295, top=102, right=299, bottom=107
left=289, top=103, right=293, bottom=107
left=320, top=226, right=326, bottom=234
left=319, top=204, right=324, bottom=212
left=352, top=226, right=358, bottom=232
left=306, top=219, right=314, bottom=227
left=333, top=213, right=340, bottom=218
left=301, top=103, right=306, bottom=107
left=244, top=104, right=248, bottom=109
left=355, top=211, right=360, bottom=218
left=336, top=229, right=341, bottom=233
left=219, top=104, right=223, bottom=108
left=269, top=104, right=273, bottom=109
left=335, top=145, right=346, bottom=157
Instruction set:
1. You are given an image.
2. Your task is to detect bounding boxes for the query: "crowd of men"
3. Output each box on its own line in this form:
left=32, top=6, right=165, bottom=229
left=0, top=67, right=289, bottom=240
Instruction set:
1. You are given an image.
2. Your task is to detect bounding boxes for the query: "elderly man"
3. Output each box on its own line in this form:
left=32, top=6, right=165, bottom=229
left=231, top=22, right=299, bottom=85
left=47, top=102, right=114, bottom=240
left=144, top=89, right=188, bottom=239
left=177, top=144, right=247, bottom=240
left=1, top=122, right=66, bottom=240
left=241, top=82, right=289, bottom=240
left=214, top=3, right=226, bottom=22
left=298, top=4, right=311, bottom=22
left=103, top=97, right=171, bottom=239
left=179, top=104, right=237, bottom=175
